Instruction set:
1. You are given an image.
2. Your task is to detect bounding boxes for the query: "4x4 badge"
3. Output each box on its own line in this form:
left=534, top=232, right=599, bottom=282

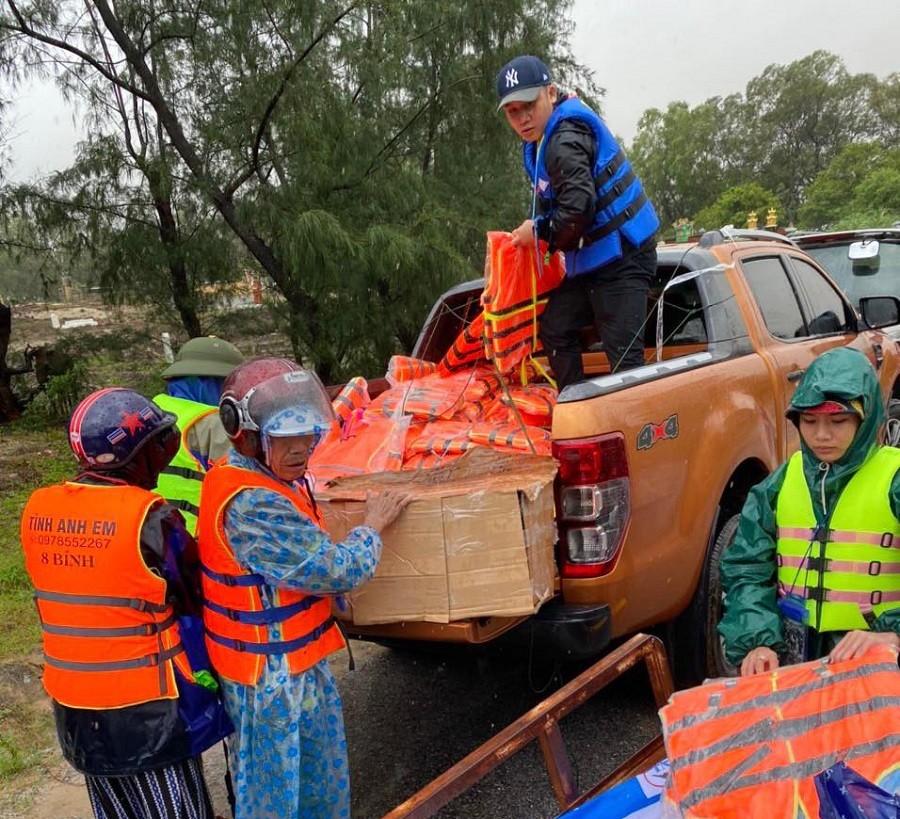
left=637, top=415, right=679, bottom=450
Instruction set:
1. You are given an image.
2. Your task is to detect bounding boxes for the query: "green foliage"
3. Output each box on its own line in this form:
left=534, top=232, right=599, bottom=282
left=631, top=51, right=896, bottom=227
left=830, top=209, right=900, bottom=231
left=0, top=424, right=71, bottom=658
left=1, top=0, right=588, bottom=383
left=798, top=145, right=900, bottom=229
left=693, top=184, right=782, bottom=233
left=23, top=360, right=87, bottom=425
left=631, top=95, right=748, bottom=227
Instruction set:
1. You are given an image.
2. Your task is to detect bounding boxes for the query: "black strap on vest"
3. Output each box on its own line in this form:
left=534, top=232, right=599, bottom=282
left=578, top=191, right=649, bottom=249
left=167, top=498, right=201, bottom=518
left=595, top=167, right=637, bottom=211
left=162, top=464, right=204, bottom=481
left=595, top=149, right=628, bottom=184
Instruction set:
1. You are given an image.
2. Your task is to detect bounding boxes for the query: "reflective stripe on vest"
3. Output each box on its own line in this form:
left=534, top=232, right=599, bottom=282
left=152, top=394, right=216, bottom=535
left=332, top=377, right=370, bottom=424
left=776, top=447, right=900, bottom=631
left=20, top=483, right=188, bottom=709
left=437, top=312, right=486, bottom=373
left=522, top=97, right=659, bottom=276
left=196, top=464, right=345, bottom=685
left=481, top=232, right=565, bottom=374
left=659, top=647, right=900, bottom=818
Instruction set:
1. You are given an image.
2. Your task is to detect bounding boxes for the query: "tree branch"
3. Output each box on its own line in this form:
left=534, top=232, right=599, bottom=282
left=248, top=3, right=357, bottom=179
left=2, top=0, right=150, bottom=101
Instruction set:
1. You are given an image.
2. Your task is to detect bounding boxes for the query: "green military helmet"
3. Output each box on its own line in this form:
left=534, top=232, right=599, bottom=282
left=162, top=336, right=245, bottom=379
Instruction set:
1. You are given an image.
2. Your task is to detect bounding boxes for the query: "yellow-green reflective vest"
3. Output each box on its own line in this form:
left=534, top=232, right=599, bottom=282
left=152, top=394, right=216, bottom=535
left=776, top=447, right=900, bottom=632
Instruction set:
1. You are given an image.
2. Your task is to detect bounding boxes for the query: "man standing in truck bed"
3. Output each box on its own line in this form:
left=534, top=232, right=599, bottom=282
left=497, top=55, right=660, bottom=389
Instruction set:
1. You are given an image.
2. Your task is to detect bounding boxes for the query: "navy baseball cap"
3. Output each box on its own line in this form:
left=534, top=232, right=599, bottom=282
left=495, top=55, right=552, bottom=111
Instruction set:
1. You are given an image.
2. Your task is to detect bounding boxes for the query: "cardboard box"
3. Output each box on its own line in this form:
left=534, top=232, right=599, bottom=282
left=317, top=448, right=558, bottom=625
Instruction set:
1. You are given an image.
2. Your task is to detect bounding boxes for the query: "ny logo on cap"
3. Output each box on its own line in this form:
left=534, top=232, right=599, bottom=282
left=505, top=68, right=519, bottom=88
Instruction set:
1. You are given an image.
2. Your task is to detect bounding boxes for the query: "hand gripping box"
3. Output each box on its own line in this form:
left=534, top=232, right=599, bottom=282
left=316, top=448, right=558, bottom=625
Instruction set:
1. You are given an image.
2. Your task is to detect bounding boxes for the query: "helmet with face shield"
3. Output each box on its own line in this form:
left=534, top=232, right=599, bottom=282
left=219, top=358, right=336, bottom=461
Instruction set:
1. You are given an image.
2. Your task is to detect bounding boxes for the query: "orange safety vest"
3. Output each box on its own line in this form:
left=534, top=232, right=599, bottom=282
left=437, top=312, right=487, bottom=373
left=660, top=645, right=900, bottom=818
left=481, top=232, right=565, bottom=375
left=20, top=482, right=190, bottom=710
left=387, top=356, right=438, bottom=383
left=406, top=420, right=480, bottom=456
left=332, top=377, right=370, bottom=425
left=308, top=414, right=409, bottom=486
left=196, top=464, right=345, bottom=685
left=468, top=422, right=552, bottom=456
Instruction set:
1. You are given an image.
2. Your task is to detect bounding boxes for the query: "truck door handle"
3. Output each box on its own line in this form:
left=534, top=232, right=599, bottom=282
left=787, top=369, right=805, bottom=383
left=873, top=343, right=884, bottom=369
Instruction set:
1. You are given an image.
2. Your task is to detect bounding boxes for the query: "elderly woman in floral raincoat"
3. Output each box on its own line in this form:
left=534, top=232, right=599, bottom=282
left=197, top=357, right=409, bottom=818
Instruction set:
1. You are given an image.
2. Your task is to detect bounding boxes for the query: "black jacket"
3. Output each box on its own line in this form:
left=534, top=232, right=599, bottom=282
left=534, top=116, right=598, bottom=253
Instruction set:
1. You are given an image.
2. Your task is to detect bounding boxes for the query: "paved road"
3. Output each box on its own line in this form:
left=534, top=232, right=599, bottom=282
left=338, top=639, right=662, bottom=818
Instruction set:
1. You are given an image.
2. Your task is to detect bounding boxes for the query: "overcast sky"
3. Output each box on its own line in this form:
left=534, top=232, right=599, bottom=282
left=4, top=0, right=898, bottom=182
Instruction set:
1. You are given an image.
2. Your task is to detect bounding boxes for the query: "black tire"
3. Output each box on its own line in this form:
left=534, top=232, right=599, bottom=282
left=671, top=512, right=740, bottom=688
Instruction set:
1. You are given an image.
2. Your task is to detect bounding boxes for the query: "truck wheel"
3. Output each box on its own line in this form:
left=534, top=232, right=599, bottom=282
left=672, top=512, right=740, bottom=688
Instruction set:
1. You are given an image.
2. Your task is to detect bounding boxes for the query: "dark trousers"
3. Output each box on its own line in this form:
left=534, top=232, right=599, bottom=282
left=539, top=241, right=656, bottom=389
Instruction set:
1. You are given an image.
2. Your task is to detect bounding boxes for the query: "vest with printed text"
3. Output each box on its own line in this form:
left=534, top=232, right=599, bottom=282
left=21, top=482, right=192, bottom=709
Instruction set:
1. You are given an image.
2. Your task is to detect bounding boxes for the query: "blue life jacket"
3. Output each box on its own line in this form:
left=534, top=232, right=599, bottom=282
left=522, top=97, right=659, bottom=276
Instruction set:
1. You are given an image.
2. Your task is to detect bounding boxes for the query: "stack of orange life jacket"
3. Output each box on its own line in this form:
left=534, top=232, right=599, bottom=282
left=659, top=645, right=900, bottom=818
left=437, top=232, right=565, bottom=379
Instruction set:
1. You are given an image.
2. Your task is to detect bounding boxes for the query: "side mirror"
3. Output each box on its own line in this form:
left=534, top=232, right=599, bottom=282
left=860, top=296, right=900, bottom=329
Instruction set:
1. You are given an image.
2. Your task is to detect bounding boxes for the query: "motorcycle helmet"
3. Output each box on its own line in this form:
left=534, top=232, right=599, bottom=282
left=68, top=388, right=177, bottom=469
left=219, top=358, right=335, bottom=455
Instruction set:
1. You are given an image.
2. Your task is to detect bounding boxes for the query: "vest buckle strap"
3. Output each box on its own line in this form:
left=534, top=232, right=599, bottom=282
left=202, top=564, right=264, bottom=588
left=599, top=149, right=627, bottom=180
left=881, top=532, right=894, bottom=548
left=805, top=587, right=826, bottom=604
left=811, top=524, right=832, bottom=544
left=869, top=560, right=882, bottom=576
left=805, top=556, right=827, bottom=573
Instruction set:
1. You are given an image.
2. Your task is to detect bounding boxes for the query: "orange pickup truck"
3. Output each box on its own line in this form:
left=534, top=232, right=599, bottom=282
left=345, top=229, right=900, bottom=685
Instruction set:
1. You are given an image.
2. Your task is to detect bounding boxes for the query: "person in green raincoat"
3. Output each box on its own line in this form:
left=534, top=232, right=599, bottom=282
left=719, top=347, right=900, bottom=677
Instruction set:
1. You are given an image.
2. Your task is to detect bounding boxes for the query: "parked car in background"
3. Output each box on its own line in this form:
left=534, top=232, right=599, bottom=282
left=794, top=228, right=900, bottom=339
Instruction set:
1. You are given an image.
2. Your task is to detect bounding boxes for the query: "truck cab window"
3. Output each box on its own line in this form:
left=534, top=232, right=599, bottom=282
left=788, top=257, right=853, bottom=335
left=742, top=257, right=806, bottom=340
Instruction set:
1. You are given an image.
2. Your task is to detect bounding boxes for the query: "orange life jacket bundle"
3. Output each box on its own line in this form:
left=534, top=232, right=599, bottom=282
left=331, top=376, right=370, bottom=425
left=307, top=413, right=410, bottom=486
left=660, top=646, right=900, bottom=818
left=481, top=231, right=565, bottom=375
left=386, top=355, right=438, bottom=384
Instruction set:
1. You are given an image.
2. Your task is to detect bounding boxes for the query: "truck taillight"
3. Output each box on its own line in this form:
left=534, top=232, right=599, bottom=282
left=552, top=434, right=631, bottom=578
